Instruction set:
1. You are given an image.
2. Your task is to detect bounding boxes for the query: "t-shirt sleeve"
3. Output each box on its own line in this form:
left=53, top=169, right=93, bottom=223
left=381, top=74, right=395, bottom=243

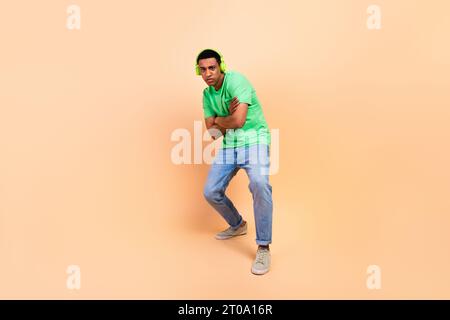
left=202, top=89, right=216, bottom=118
left=227, top=73, right=253, bottom=105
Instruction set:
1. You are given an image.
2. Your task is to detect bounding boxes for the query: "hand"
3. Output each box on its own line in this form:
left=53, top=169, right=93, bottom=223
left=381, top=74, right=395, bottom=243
left=208, top=124, right=226, bottom=140
left=228, top=96, right=240, bottom=115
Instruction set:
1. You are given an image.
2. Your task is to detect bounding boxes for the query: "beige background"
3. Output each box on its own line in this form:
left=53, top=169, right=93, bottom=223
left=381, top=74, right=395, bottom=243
left=1, top=0, right=449, bottom=299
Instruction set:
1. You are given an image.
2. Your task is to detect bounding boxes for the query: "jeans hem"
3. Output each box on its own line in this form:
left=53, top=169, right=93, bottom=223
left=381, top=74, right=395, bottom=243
left=230, top=216, right=244, bottom=229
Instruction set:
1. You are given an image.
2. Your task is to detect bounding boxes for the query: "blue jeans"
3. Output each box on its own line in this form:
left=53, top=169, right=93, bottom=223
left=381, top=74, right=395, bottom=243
left=203, top=144, right=273, bottom=245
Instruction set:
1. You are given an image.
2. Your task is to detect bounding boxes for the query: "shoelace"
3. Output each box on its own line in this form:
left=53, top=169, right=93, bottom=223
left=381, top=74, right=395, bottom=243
left=226, top=227, right=236, bottom=234
left=256, top=249, right=269, bottom=264
left=226, top=226, right=241, bottom=234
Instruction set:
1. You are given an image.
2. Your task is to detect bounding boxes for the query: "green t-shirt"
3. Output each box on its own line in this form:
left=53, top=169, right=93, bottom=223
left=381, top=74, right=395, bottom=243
left=202, top=71, right=271, bottom=149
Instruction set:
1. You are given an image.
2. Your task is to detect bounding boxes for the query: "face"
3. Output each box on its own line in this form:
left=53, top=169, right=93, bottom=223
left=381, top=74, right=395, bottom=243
left=198, top=57, right=224, bottom=89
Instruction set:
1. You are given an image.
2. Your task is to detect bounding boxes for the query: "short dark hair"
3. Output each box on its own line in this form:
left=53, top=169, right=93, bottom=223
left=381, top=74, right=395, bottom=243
left=196, top=49, right=221, bottom=65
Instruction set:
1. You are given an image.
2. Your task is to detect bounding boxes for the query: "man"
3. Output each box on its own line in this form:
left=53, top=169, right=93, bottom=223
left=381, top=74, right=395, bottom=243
left=196, top=48, right=273, bottom=275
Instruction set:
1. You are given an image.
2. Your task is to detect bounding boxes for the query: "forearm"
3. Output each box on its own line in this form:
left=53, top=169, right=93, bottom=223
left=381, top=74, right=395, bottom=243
left=205, top=117, right=226, bottom=140
left=214, top=116, right=243, bottom=129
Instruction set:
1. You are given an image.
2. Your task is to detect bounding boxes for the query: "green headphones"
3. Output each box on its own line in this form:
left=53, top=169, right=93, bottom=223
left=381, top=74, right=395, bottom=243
left=195, top=48, right=227, bottom=75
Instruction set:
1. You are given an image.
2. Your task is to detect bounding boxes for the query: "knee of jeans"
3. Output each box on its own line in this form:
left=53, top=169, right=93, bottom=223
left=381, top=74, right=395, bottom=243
left=203, top=185, right=222, bottom=202
left=248, top=177, right=271, bottom=194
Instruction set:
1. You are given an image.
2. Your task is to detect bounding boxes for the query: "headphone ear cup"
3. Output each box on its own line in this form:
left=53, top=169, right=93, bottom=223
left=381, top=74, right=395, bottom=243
left=195, top=65, right=200, bottom=75
left=220, top=61, right=227, bottom=73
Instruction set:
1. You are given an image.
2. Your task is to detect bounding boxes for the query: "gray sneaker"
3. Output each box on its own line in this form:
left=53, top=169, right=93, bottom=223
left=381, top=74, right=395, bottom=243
left=251, top=246, right=271, bottom=275
left=215, top=221, right=247, bottom=240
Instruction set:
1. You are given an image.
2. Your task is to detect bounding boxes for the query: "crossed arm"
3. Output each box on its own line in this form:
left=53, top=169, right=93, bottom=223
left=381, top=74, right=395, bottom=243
left=205, top=97, right=248, bottom=140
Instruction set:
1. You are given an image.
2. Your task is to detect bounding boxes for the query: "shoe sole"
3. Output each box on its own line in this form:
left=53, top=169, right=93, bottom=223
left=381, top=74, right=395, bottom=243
left=251, top=267, right=270, bottom=275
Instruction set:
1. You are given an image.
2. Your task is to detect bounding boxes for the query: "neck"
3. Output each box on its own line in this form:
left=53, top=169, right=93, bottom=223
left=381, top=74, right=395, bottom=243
left=214, top=73, right=225, bottom=91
